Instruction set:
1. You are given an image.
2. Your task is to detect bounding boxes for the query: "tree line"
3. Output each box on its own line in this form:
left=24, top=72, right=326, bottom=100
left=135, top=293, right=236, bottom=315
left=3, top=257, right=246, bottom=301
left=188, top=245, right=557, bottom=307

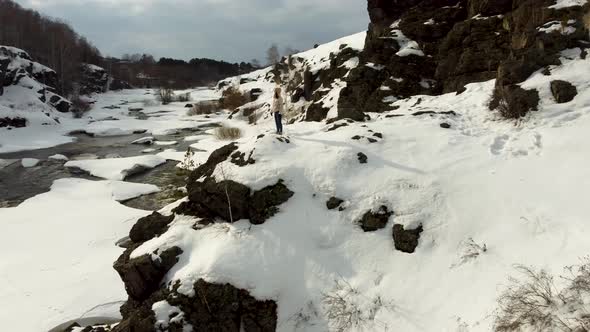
left=0, top=0, right=260, bottom=94
left=0, top=0, right=102, bottom=95
left=106, top=54, right=257, bottom=89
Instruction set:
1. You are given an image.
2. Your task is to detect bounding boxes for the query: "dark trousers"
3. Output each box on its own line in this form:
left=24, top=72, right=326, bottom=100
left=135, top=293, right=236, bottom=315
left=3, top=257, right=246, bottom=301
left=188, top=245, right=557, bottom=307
left=274, top=112, right=283, bottom=134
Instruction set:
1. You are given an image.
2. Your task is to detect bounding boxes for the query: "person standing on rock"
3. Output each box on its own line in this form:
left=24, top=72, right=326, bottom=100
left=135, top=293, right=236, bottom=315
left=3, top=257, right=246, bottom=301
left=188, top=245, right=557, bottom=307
left=272, top=87, right=284, bottom=135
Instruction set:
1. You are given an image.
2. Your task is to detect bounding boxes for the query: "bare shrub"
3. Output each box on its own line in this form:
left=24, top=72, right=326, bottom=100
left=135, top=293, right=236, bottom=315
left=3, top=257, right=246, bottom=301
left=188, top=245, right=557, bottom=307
left=188, top=101, right=219, bottom=116
left=214, top=126, right=242, bottom=141
left=495, top=261, right=590, bottom=332
left=71, top=97, right=92, bottom=118
left=176, top=92, right=191, bottom=103
left=142, top=99, right=159, bottom=107
left=158, top=88, right=174, bottom=105
left=322, top=278, right=396, bottom=331
left=220, top=87, right=249, bottom=110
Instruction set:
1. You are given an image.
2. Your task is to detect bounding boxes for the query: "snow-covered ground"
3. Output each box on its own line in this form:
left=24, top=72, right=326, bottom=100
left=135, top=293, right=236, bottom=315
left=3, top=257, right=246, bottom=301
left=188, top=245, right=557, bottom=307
left=1, top=29, right=589, bottom=332
left=0, top=88, right=221, bottom=153
left=0, top=86, right=235, bottom=331
left=0, top=179, right=158, bottom=331
left=133, top=46, right=590, bottom=331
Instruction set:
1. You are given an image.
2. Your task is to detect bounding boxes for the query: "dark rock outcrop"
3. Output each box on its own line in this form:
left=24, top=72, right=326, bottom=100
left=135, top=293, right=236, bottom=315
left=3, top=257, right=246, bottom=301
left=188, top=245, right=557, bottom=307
left=113, top=279, right=277, bottom=332
left=249, top=180, right=294, bottom=224
left=176, top=144, right=294, bottom=224
left=0, top=117, right=26, bottom=128
left=177, top=178, right=294, bottom=225
left=550, top=80, right=578, bottom=103
left=80, top=64, right=108, bottom=95
left=0, top=46, right=71, bottom=113
left=114, top=246, right=183, bottom=301
left=392, top=224, right=423, bottom=253
left=129, top=212, right=174, bottom=244
left=326, top=197, right=344, bottom=210
left=357, top=152, right=368, bottom=164
left=332, top=0, right=590, bottom=121
left=358, top=205, right=393, bottom=232
left=231, top=150, right=256, bottom=166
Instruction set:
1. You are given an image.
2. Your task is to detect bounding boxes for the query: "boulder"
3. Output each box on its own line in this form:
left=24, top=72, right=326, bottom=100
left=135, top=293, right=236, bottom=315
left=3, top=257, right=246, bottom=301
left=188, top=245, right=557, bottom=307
left=392, top=224, right=423, bottom=253
left=80, top=63, right=108, bottom=95
left=185, top=178, right=252, bottom=222
left=129, top=212, right=174, bottom=244
left=114, top=279, right=277, bottom=332
left=358, top=205, right=393, bottom=232
left=326, top=197, right=345, bottom=210
left=188, top=143, right=238, bottom=182
left=357, top=152, right=368, bottom=164
left=230, top=150, right=256, bottom=166
left=0, top=117, right=27, bottom=128
left=249, top=88, right=263, bottom=101
left=113, top=246, right=182, bottom=301
left=249, top=180, right=294, bottom=224
left=550, top=80, right=577, bottom=103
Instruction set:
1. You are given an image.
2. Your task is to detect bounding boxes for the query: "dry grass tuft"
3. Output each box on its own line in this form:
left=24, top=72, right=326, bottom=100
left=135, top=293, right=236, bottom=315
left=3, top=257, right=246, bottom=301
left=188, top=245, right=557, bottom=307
left=214, top=126, right=242, bottom=140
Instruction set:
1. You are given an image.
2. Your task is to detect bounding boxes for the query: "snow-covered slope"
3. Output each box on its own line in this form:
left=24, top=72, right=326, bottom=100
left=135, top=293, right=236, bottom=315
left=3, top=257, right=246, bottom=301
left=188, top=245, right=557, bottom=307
left=0, top=46, right=71, bottom=128
left=113, top=41, right=590, bottom=332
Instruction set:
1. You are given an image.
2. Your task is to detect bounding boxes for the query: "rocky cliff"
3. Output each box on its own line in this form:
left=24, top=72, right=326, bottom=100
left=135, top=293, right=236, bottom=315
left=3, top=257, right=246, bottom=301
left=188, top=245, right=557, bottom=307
left=0, top=46, right=71, bottom=128
left=221, top=0, right=588, bottom=124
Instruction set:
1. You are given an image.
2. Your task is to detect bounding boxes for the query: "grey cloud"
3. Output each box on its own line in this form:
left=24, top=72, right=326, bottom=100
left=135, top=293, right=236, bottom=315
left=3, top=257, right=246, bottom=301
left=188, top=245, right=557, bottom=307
left=14, top=0, right=368, bottom=63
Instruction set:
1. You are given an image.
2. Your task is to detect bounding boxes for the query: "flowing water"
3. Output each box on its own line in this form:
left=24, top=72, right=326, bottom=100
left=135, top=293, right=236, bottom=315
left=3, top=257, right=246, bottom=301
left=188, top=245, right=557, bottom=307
left=0, top=124, right=217, bottom=210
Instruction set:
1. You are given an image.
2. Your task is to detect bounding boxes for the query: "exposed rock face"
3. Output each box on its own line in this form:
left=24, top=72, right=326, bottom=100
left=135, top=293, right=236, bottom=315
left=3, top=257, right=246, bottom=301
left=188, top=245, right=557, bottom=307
left=357, top=152, right=368, bottom=164
left=175, top=144, right=294, bottom=224
left=550, top=80, right=578, bottom=103
left=129, top=212, right=174, bottom=244
left=110, top=79, right=132, bottom=91
left=114, top=246, right=183, bottom=301
left=334, top=0, right=590, bottom=120
left=0, top=45, right=71, bottom=115
left=249, top=180, right=294, bottom=224
left=0, top=117, right=26, bottom=128
left=392, top=224, right=423, bottom=253
left=358, top=205, right=393, bottom=232
left=178, top=178, right=294, bottom=224
left=326, top=197, right=345, bottom=210
left=80, top=63, right=108, bottom=95
left=113, top=279, right=277, bottom=332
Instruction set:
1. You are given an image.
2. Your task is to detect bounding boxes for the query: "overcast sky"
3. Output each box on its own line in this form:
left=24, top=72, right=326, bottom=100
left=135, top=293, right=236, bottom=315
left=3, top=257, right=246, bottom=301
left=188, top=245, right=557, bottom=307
left=14, top=0, right=368, bottom=64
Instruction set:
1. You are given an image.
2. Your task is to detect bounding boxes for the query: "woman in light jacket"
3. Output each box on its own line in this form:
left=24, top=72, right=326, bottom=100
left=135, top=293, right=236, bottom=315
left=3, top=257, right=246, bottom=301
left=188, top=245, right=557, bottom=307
left=272, top=87, right=284, bottom=135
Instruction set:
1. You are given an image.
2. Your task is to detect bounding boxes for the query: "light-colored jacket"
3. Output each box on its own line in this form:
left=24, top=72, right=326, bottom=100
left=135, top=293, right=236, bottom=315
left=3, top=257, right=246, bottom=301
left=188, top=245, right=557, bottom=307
left=272, top=94, right=284, bottom=114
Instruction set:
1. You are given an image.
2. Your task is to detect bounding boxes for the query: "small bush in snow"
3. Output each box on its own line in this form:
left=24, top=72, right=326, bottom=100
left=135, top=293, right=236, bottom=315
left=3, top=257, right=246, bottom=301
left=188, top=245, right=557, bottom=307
left=188, top=101, right=219, bottom=116
left=71, top=97, right=92, bottom=118
left=176, top=92, right=191, bottom=103
left=322, top=278, right=396, bottom=331
left=494, top=260, right=590, bottom=332
left=214, top=126, right=242, bottom=141
left=142, top=99, right=159, bottom=107
left=220, top=87, right=249, bottom=110
left=158, top=88, right=174, bottom=105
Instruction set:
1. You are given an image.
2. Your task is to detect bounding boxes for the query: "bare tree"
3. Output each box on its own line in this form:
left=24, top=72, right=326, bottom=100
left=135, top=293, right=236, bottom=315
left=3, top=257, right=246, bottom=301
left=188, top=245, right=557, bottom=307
left=283, top=46, right=300, bottom=57
left=266, top=44, right=280, bottom=65
left=250, top=58, right=261, bottom=68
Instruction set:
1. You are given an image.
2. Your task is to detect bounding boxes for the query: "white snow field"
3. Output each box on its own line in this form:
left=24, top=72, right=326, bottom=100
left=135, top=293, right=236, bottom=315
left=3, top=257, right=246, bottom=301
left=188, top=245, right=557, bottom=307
left=0, top=179, right=159, bottom=331
left=132, top=45, right=590, bottom=331
left=0, top=87, right=222, bottom=153
left=65, top=155, right=167, bottom=181
left=0, top=29, right=589, bottom=332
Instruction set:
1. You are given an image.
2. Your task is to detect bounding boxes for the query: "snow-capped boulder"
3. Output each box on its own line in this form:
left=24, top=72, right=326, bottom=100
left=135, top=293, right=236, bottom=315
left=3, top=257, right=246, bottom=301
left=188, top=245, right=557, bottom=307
left=0, top=46, right=71, bottom=126
left=550, top=79, right=578, bottom=103
left=80, top=63, right=108, bottom=95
